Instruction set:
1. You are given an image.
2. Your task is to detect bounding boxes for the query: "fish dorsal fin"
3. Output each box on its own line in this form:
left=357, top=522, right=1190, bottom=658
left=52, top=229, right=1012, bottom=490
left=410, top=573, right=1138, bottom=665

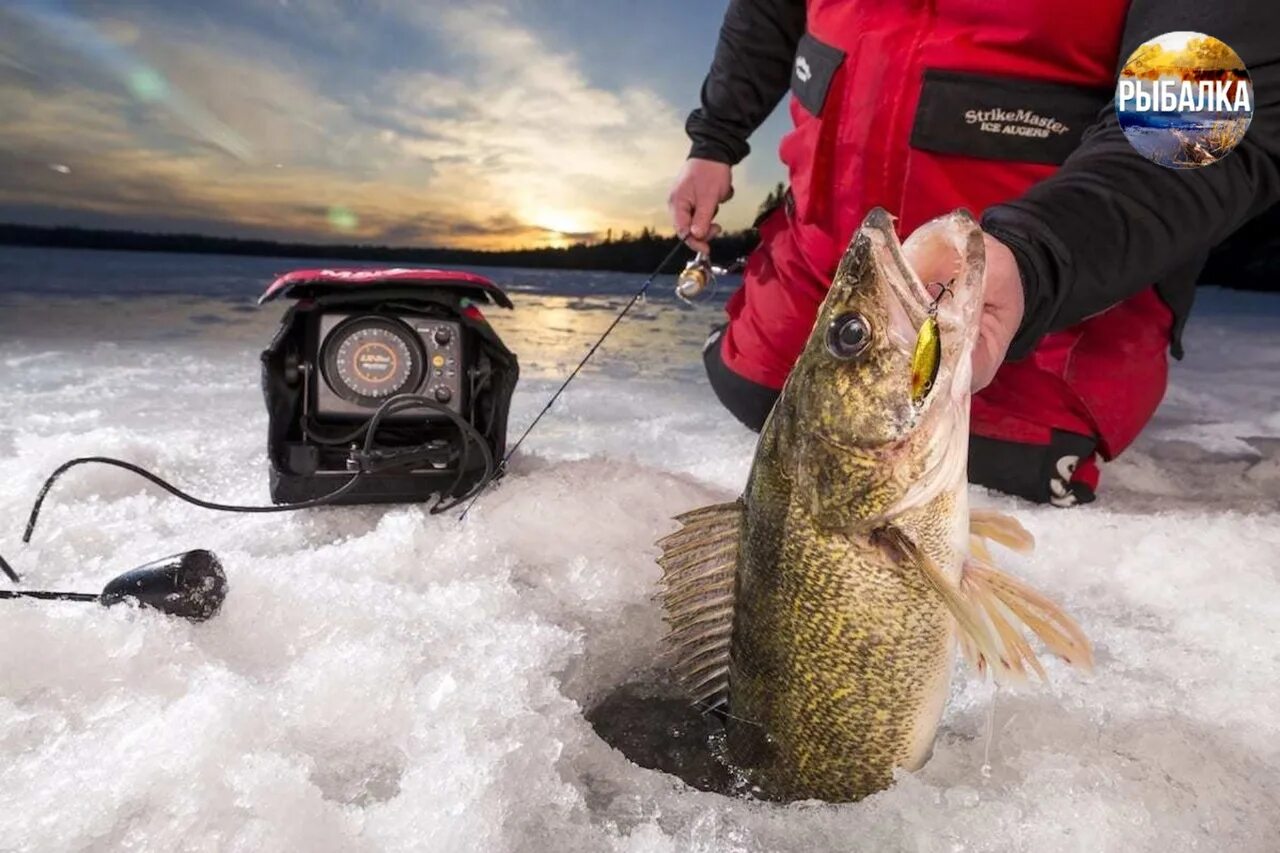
left=655, top=500, right=743, bottom=706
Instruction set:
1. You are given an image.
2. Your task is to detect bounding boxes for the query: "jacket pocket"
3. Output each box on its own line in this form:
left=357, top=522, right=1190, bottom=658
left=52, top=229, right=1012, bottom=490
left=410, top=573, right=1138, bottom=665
left=910, top=69, right=1113, bottom=165
left=783, top=32, right=848, bottom=233
left=791, top=32, right=846, bottom=116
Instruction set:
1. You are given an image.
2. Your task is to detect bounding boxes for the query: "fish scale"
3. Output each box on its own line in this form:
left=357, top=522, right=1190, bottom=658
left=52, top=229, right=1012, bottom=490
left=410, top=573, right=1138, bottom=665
left=730, top=469, right=955, bottom=801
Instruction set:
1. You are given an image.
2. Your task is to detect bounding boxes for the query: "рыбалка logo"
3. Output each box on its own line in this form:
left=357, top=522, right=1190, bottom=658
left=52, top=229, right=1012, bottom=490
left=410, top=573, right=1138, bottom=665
left=1116, top=31, right=1253, bottom=169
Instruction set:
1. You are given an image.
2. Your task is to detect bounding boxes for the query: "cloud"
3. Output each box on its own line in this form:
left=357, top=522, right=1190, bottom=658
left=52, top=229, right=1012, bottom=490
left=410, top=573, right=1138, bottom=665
left=0, top=1, right=746, bottom=249
left=345, top=2, right=697, bottom=240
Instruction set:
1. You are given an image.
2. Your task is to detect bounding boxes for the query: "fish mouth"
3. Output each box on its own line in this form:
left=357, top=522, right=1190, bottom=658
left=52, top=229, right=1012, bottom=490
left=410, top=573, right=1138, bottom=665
left=859, top=208, right=935, bottom=346
left=860, top=208, right=985, bottom=372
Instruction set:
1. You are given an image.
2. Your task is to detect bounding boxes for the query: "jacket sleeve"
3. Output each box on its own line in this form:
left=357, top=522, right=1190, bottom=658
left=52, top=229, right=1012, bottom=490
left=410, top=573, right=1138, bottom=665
left=686, top=0, right=807, bottom=165
left=980, top=0, right=1280, bottom=359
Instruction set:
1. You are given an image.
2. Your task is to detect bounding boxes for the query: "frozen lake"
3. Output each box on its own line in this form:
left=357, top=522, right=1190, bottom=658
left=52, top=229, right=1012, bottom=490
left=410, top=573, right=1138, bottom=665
left=1, top=246, right=1278, bottom=851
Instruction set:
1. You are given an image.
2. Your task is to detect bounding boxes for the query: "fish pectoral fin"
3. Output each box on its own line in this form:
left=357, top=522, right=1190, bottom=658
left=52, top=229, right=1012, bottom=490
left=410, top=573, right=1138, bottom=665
left=959, top=557, right=1095, bottom=684
left=876, top=526, right=1003, bottom=679
left=657, top=500, right=743, bottom=708
left=969, top=509, right=1035, bottom=555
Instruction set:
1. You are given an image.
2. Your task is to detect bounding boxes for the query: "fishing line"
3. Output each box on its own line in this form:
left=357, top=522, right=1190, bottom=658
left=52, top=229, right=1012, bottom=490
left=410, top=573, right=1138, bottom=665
left=458, top=237, right=689, bottom=521
left=981, top=685, right=999, bottom=779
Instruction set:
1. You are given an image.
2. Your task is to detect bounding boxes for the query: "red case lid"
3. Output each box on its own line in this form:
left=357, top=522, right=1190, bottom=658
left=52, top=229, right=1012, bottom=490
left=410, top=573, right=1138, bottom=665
left=259, top=267, right=513, bottom=309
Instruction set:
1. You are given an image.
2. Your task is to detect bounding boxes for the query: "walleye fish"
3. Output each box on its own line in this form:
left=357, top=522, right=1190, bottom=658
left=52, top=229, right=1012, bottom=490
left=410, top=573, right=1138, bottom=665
left=657, top=208, right=1092, bottom=803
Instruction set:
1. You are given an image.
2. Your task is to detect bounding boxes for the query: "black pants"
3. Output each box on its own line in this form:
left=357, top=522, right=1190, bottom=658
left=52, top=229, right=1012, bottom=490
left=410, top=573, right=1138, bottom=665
left=703, top=328, right=1096, bottom=505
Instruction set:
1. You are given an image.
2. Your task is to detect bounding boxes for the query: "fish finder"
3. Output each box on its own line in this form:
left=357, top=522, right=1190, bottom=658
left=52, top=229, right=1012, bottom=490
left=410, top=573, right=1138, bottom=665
left=259, top=268, right=519, bottom=506
left=314, top=313, right=466, bottom=420
left=0, top=267, right=522, bottom=600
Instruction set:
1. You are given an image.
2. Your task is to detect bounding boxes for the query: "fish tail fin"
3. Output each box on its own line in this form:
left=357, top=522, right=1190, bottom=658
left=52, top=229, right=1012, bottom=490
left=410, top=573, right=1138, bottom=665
left=656, top=500, right=743, bottom=707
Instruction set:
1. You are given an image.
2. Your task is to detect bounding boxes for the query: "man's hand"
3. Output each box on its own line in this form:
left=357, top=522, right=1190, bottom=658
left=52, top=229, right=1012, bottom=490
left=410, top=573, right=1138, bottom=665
left=972, top=233, right=1026, bottom=392
left=668, top=158, right=734, bottom=254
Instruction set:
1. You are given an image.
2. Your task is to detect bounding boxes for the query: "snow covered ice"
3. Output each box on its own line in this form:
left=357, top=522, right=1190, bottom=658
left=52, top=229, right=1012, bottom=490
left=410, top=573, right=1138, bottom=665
left=1, top=247, right=1279, bottom=852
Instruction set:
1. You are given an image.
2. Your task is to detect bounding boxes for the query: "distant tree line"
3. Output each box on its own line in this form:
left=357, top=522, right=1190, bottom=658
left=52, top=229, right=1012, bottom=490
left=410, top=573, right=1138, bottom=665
left=0, top=222, right=760, bottom=275
left=1, top=191, right=1274, bottom=291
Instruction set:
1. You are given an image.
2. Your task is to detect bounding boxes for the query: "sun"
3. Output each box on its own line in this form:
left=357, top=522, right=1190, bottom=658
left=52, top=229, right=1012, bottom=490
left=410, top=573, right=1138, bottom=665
left=531, top=208, right=594, bottom=242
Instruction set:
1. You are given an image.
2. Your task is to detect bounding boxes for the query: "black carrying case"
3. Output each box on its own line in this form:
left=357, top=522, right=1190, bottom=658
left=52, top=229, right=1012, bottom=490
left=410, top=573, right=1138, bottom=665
left=258, top=270, right=518, bottom=505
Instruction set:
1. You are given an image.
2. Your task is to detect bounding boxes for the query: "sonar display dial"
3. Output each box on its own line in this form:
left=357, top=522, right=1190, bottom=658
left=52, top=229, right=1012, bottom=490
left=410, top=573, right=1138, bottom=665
left=322, top=317, right=425, bottom=404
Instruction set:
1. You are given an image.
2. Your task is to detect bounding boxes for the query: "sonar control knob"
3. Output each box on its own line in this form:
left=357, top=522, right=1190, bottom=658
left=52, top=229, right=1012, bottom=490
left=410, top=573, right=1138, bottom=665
left=434, top=386, right=453, bottom=404
left=433, top=327, right=452, bottom=346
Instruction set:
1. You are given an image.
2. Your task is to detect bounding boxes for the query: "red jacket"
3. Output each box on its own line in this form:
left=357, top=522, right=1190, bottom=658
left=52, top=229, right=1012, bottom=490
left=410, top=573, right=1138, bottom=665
left=689, top=1, right=1279, bottom=369
left=694, top=0, right=1177, bottom=470
left=690, top=0, right=1280, bottom=499
left=782, top=0, right=1126, bottom=274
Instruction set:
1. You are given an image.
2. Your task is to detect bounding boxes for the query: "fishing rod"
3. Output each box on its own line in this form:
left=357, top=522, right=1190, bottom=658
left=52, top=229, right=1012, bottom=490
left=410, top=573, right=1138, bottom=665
left=458, top=237, right=691, bottom=521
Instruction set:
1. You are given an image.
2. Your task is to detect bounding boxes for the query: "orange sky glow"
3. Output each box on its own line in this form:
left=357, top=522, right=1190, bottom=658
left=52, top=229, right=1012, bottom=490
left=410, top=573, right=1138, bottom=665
left=0, top=2, right=789, bottom=251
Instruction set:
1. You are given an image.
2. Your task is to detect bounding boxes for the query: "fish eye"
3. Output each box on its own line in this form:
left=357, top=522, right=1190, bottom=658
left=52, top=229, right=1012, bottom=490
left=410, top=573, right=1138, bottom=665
left=826, top=313, right=873, bottom=360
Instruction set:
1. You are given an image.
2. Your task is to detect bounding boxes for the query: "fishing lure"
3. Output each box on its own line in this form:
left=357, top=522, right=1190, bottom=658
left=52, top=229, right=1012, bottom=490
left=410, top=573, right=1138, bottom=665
left=910, top=280, right=952, bottom=405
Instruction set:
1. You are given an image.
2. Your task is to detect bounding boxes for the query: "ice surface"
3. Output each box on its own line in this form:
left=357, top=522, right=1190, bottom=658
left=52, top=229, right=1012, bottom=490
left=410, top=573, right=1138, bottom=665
left=1, top=248, right=1279, bottom=852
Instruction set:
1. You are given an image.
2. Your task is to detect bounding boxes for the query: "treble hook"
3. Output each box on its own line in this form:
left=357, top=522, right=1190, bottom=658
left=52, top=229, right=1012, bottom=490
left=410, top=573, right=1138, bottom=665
left=927, top=278, right=955, bottom=316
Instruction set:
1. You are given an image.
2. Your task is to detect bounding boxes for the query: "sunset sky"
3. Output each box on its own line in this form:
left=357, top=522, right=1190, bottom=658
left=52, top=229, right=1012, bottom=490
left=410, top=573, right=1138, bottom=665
left=0, top=0, right=791, bottom=250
